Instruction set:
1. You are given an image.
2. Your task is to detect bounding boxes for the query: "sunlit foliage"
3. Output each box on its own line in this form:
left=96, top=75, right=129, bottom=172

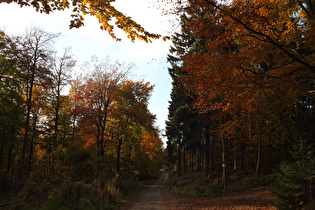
left=1, top=0, right=168, bottom=42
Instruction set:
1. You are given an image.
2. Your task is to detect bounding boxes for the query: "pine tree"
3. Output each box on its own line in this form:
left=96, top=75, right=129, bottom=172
left=273, top=138, right=315, bottom=209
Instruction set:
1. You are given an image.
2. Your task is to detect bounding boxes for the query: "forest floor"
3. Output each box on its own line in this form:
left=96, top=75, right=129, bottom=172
left=118, top=170, right=276, bottom=210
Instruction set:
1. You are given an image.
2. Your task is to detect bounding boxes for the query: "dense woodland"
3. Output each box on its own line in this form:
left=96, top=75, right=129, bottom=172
left=1, top=0, right=315, bottom=209
left=166, top=0, right=315, bottom=209
left=0, top=28, right=164, bottom=208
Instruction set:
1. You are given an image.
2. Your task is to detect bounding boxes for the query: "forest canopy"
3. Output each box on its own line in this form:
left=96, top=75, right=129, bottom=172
left=166, top=0, right=314, bottom=208
left=0, top=27, right=164, bottom=208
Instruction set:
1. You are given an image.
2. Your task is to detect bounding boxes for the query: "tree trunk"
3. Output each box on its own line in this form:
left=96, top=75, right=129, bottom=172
left=255, top=120, right=261, bottom=178
left=177, top=143, right=182, bottom=177
left=189, top=150, right=192, bottom=173
left=28, top=114, right=37, bottom=172
left=204, top=127, right=211, bottom=178
left=183, top=143, right=186, bottom=175
left=255, top=139, right=261, bottom=178
left=99, top=107, right=108, bottom=157
left=0, top=135, right=4, bottom=170
left=52, top=84, right=60, bottom=172
left=197, top=147, right=201, bottom=172
left=7, top=142, right=13, bottom=174
left=220, top=119, right=227, bottom=190
left=96, top=124, right=101, bottom=157
left=117, top=137, right=122, bottom=172
left=21, top=57, right=37, bottom=172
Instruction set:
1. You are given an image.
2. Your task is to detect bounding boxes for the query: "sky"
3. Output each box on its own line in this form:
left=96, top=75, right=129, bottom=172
left=0, top=0, right=178, bottom=144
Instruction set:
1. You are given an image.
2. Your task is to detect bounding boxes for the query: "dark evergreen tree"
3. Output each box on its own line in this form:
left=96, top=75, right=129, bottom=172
left=273, top=138, right=315, bottom=209
left=166, top=10, right=212, bottom=176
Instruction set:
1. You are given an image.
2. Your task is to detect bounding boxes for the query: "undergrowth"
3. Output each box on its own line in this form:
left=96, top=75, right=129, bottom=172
left=167, top=171, right=275, bottom=197
left=0, top=173, right=159, bottom=210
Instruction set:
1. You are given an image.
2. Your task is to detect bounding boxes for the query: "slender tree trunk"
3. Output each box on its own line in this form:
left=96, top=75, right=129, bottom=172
left=197, top=147, right=201, bottom=172
left=99, top=107, right=108, bottom=157
left=28, top=114, right=37, bottom=172
left=54, top=92, right=60, bottom=151
left=220, top=119, right=227, bottom=190
left=255, top=140, right=261, bottom=178
left=21, top=57, right=37, bottom=172
left=96, top=124, right=101, bottom=157
left=183, top=143, right=186, bottom=175
left=52, top=85, right=60, bottom=172
left=0, top=135, right=4, bottom=170
left=189, top=150, right=193, bottom=173
left=11, top=153, right=16, bottom=179
left=210, top=131, right=216, bottom=174
left=205, top=127, right=211, bottom=178
left=7, top=142, right=13, bottom=174
left=240, top=143, right=245, bottom=172
left=117, top=137, right=122, bottom=172
left=255, top=120, right=261, bottom=178
left=309, top=179, right=312, bottom=206
left=177, top=143, right=182, bottom=177
left=71, top=115, right=76, bottom=142
left=100, top=123, right=106, bottom=157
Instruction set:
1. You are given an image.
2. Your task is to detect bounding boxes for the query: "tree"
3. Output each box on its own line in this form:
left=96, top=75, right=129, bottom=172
left=77, top=56, right=133, bottom=157
left=0, top=28, right=165, bottom=208
left=48, top=48, right=75, bottom=172
left=112, top=79, right=155, bottom=173
left=166, top=0, right=315, bottom=194
left=177, top=0, right=314, bottom=153
left=166, top=9, right=217, bottom=178
left=274, top=138, right=315, bottom=209
left=1, top=0, right=168, bottom=42
left=0, top=30, right=24, bottom=175
left=14, top=27, right=59, bottom=173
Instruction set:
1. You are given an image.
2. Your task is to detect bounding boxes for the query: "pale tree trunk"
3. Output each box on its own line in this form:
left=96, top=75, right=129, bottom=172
left=220, top=119, right=227, bottom=190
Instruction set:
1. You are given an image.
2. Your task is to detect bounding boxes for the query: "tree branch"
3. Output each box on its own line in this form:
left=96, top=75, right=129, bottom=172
left=203, top=0, right=315, bottom=74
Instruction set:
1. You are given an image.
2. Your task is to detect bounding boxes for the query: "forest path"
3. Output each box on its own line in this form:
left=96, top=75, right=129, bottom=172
left=119, top=170, right=275, bottom=210
left=119, top=169, right=169, bottom=210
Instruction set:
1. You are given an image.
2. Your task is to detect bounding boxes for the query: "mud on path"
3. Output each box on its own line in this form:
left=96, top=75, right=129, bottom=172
left=119, top=171, right=275, bottom=210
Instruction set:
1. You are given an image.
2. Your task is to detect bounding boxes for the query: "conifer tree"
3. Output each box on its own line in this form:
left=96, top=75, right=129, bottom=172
left=273, top=138, right=315, bottom=209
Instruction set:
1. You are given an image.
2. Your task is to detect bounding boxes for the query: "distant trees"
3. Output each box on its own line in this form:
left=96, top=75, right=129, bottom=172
left=166, top=0, right=314, bottom=207
left=0, top=27, right=163, bottom=189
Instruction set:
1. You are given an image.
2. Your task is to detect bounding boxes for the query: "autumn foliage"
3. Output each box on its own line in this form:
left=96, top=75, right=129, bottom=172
left=0, top=28, right=163, bottom=208
left=166, top=0, right=314, bottom=208
left=1, top=0, right=166, bottom=42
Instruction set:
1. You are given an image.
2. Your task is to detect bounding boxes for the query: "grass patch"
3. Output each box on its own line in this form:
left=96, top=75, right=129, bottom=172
left=168, top=172, right=275, bottom=197
left=168, top=172, right=219, bottom=197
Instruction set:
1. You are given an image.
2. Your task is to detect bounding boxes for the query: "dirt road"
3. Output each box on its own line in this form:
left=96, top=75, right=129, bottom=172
left=119, top=170, right=169, bottom=210
left=119, top=171, right=275, bottom=210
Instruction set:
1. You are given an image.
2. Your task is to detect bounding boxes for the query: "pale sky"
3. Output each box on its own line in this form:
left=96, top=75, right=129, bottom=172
left=0, top=0, right=177, bottom=144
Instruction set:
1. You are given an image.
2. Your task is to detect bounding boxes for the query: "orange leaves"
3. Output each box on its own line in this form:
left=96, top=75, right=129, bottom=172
left=68, top=55, right=162, bottom=175
left=170, top=0, right=315, bottom=156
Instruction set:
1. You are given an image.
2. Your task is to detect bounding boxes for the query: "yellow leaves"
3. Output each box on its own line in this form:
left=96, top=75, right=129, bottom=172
left=4, top=0, right=165, bottom=42
left=162, top=36, right=170, bottom=41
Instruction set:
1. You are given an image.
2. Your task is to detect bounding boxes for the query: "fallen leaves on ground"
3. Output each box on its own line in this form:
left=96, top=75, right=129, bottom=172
left=165, top=187, right=276, bottom=209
